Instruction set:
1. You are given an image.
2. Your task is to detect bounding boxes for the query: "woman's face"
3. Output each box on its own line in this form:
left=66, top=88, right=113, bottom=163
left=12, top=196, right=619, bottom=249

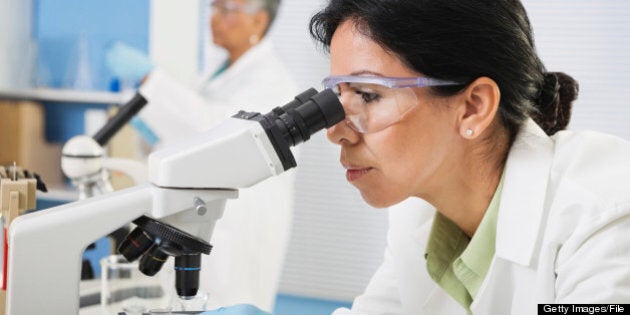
left=327, top=20, right=462, bottom=208
left=210, top=0, right=261, bottom=52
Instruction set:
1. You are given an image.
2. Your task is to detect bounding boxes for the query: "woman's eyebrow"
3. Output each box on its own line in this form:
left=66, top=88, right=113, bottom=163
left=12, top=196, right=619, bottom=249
left=349, top=70, right=385, bottom=76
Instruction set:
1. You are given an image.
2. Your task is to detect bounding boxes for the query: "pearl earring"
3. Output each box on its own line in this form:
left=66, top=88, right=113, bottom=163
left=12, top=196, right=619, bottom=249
left=465, top=129, right=474, bottom=137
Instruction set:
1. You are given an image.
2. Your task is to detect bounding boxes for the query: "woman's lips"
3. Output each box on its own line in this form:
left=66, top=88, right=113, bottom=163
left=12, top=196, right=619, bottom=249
left=345, top=167, right=373, bottom=182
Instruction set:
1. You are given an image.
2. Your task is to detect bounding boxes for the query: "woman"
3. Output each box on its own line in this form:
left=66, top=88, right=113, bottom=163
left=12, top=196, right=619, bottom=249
left=108, top=0, right=297, bottom=312
left=134, top=0, right=297, bottom=142
left=202, top=0, right=630, bottom=314
left=194, top=0, right=296, bottom=116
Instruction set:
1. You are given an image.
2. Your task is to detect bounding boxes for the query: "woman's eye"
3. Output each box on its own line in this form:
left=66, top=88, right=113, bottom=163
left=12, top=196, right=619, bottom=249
left=356, top=90, right=381, bottom=103
left=332, top=85, right=342, bottom=97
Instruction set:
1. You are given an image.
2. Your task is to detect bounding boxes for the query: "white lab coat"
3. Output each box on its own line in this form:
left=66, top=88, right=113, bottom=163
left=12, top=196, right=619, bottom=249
left=334, top=119, right=630, bottom=315
left=138, top=39, right=298, bottom=312
left=138, top=39, right=298, bottom=144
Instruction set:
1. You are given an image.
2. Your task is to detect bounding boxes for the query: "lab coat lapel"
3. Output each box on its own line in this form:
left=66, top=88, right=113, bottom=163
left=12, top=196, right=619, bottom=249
left=495, top=118, right=554, bottom=265
left=206, top=39, right=272, bottom=89
left=471, top=119, right=554, bottom=314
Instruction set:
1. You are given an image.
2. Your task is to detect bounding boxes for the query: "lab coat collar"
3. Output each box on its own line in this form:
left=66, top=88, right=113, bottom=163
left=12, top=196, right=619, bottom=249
left=209, top=38, right=274, bottom=84
left=494, top=118, right=554, bottom=267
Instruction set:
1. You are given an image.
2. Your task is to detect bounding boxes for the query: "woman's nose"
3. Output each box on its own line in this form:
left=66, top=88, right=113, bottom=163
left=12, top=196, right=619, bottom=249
left=327, top=92, right=359, bottom=145
left=327, top=118, right=360, bottom=146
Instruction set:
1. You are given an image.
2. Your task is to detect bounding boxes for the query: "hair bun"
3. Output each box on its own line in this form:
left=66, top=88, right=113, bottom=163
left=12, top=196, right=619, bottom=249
left=532, top=72, right=579, bottom=135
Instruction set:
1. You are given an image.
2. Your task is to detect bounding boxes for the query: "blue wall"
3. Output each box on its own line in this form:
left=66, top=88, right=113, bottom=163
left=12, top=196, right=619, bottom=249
left=35, top=0, right=149, bottom=91
left=34, top=0, right=150, bottom=142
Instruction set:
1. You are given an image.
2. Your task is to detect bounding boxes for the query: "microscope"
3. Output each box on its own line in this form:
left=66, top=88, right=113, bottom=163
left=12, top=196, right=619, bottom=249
left=62, top=92, right=150, bottom=200
left=62, top=93, right=150, bottom=280
left=4, top=88, right=344, bottom=314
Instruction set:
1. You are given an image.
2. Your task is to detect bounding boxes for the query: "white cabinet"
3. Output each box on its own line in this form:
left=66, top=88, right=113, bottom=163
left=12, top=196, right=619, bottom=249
left=0, top=0, right=34, bottom=89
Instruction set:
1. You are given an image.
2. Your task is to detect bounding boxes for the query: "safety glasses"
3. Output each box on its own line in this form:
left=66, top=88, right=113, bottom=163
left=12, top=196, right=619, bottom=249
left=210, top=0, right=261, bottom=15
left=322, top=75, right=462, bottom=133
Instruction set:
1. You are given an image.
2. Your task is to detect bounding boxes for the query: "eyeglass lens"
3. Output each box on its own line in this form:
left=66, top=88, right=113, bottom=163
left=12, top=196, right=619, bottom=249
left=210, top=1, right=248, bottom=15
left=332, top=82, right=418, bottom=133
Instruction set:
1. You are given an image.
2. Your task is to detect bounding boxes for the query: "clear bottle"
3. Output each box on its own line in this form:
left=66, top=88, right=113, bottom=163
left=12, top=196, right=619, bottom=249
left=63, top=32, right=95, bottom=90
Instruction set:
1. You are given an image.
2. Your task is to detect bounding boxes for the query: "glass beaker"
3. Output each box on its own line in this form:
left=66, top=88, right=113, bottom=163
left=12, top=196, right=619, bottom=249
left=100, top=254, right=168, bottom=315
left=171, top=291, right=209, bottom=312
left=63, top=32, right=95, bottom=90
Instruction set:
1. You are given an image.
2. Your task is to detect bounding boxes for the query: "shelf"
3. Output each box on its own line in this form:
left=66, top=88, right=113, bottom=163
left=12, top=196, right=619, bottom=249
left=0, top=87, right=126, bottom=105
left=38, top=186, right=79, bottom=202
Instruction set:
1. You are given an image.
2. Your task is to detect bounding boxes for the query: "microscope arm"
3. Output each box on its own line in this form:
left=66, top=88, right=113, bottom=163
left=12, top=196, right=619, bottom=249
left=6, top=185, right=151, bottom=314
left=6, top=184, right=236, bottom=314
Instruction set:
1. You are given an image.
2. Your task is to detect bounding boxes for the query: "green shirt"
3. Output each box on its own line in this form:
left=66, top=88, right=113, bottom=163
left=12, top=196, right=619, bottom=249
left=424, top=176, right=504, bottom=311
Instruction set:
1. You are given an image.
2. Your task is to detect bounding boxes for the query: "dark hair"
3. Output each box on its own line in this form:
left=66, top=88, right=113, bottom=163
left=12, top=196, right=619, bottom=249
left=309, top=0, right=579, bottom=139
left=251, top=0, right=280, bottom=35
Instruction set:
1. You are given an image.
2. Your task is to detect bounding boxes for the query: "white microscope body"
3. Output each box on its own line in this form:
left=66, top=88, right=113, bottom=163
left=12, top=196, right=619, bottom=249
left=4, top=88, right=343, bottom=314
left=61, top=135, right=149, bottom=199
left=61, top=92, right=151, bottom=200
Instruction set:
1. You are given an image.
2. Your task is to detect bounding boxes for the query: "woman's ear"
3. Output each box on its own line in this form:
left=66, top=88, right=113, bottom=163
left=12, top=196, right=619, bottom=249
left=253, top=11, right=270, bottom=39
left=457, top=77, right=501, bottom=139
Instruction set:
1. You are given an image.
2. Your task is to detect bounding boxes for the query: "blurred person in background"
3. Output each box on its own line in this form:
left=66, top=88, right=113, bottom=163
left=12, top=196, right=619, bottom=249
left=106, top=0, right=297, bottom=311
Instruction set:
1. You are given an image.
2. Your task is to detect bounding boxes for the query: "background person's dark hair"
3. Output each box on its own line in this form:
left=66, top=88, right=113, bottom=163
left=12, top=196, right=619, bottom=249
left=252, top=0, right=280, bottom=35
left=310, top=0, right=579, bottom=140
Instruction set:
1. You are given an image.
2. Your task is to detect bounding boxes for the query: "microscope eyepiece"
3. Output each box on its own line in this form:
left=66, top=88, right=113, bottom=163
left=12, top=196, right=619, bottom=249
left=93, top=93, right=148, bottom=146
left=234, top=88, right=345, bottom=171
left=271, top=88, right=344, bottom=147
left=277, top=88, right=318, bottom=114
